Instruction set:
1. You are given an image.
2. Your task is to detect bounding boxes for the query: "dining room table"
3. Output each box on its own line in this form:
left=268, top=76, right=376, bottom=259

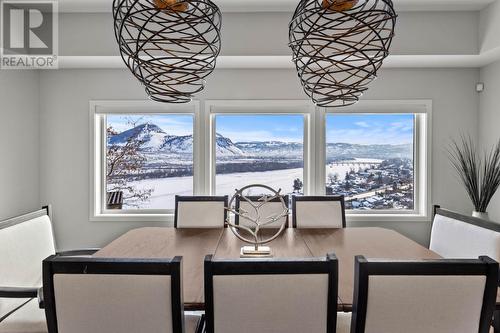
left=94, top=226, right=496, bottom=311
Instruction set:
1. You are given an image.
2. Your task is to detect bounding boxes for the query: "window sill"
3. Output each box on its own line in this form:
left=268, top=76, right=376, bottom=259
left=346, top=213, right=430, bottom=223
left=90, top=213, right=174, bottom=223
left=90, top=212, right=429, bottom=223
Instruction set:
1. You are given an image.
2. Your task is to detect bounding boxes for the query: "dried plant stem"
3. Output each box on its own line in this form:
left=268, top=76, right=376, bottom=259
left=448, top=136, right=500, bottom=213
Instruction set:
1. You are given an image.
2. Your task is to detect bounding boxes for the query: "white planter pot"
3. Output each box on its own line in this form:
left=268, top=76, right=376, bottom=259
left=472, top=211, right=489, bottom=220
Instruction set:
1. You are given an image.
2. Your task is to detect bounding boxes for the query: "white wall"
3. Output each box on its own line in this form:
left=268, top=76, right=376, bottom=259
left=0, top=71, right=40, bottom=220
left=479, top=0, right=500, bottom=53
left=479, top=60, right=500, bottom=221
left=39, top=67, right=479, bottom=249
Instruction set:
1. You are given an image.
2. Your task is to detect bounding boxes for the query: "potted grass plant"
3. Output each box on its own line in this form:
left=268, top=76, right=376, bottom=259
left=448, top=136, right=500, bottom=220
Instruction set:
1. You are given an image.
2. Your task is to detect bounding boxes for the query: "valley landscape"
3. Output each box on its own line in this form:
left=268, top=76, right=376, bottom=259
left=107, top=122, right=414, bottom=210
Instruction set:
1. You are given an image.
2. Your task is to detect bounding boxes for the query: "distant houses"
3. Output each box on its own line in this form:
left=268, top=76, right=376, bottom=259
left=326, top=158, right=414, bottom=210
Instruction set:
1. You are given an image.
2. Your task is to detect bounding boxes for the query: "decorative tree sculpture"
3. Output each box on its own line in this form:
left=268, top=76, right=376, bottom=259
left=226, top=184, right=289, bottom=257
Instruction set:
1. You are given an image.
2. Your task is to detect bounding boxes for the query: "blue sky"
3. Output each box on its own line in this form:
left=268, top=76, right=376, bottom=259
left=107, top=114, right=194, bottom=136
left=216, top=115, right=303, bottom=142
left=108, top=113, right=414, bottom=145
left=326, top=114, right=414, bottom=145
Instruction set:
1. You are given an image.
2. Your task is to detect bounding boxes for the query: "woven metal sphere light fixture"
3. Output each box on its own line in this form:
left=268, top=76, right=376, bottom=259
left=289, top=0, right=397, bottom=107
left=113, top=0, right=222, bottom=103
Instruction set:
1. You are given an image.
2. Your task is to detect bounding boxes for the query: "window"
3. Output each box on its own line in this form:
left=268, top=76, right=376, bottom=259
left=90, top=101, right=198, bottom=220
left=325, top=114, right=415, bottom=211
left=91, top=100, right=430, bottom=222
left=106, top=114, right=194, bottom=210
left=214, top=114, right=304, bottom=197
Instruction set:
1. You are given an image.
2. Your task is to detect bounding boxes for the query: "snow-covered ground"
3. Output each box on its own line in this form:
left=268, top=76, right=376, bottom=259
left=215, top=168, right=303, bottom=197
left=124, top=168, right=303, bottom=209
left=123, top=158, right=384, bottom=210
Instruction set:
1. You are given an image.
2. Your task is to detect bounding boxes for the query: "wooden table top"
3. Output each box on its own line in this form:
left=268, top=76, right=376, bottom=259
left=95, top=227, right=444, bottom=310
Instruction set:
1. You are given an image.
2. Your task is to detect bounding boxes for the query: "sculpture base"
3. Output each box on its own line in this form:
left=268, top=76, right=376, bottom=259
left=240, top=246, right=272, bottom=258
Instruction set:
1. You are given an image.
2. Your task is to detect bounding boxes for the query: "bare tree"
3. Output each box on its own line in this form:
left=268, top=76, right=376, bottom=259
left=106, top=126, right=153, bottom=206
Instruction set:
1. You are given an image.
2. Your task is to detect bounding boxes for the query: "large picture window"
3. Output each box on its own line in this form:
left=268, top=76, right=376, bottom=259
left=325, top=114, right=414, bottom=211
left=106, top=114, right=194, bottom=210
left=214, top=114, right=304, bottom=197
left=91, top=100, right=430, bottom=222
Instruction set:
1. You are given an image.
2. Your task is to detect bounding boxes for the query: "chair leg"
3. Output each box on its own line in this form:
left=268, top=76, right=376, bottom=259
left=195, top=314, right=205, bottom=333
left=493, top=310, right=500, bottom=333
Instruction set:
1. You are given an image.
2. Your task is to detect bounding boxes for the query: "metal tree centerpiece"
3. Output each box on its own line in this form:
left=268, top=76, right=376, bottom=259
left=226, top=184, right=289, bottom=258
left=289, top=0, right=397, bottom=107
left=113, top=0, right=222, bottom=103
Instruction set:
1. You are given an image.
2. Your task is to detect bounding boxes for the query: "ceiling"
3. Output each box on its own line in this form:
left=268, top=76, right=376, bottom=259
left=58, top=0, right=496, bottom=13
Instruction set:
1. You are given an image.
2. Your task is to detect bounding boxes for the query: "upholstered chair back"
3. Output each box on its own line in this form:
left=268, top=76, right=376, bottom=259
left=174, top=196, right=228, bottom=228
left=430, top=207, right=500, bottom=261
left=235, top=195, right=289, bottom=228
left=292, top=196, right=346, bottom=228
left=350, top=256, right=498, bottom=333
left=0, top=208, right=55, bottom=317
left=204, top=254, right=338, bottom=333
left=42, top=256, right=184, bottom=333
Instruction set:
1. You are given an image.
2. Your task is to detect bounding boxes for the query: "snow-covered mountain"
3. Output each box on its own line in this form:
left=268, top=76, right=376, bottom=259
left=108, top=123, right=413, bottom=160
left=108, top=123, right=243, bottom=156
left=108, top=123, right=174, bottom=151
left=326, top=142, right=413, bottom=160
left=235, top=141, right=303, bottom=157
left=215, top=133, right=244, bottom=156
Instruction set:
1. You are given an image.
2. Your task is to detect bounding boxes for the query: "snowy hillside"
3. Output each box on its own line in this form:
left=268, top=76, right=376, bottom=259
left=108, top=122, right=413, bottom=160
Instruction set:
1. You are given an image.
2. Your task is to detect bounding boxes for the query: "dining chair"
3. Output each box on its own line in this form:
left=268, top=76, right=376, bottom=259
left=343, top=255, right=498, bottom=333
left=0, top=206, right=99, bottom=333
left=430, top=205, right=500, bottom=333
left=430, top=205, right=500, bottom=260
left=42, top=256, right=204, bottom=333
left=174, top=196, right=228, bottom=228
left=204, top=254, right=338, bottom=333
left=292, top=196, right=346, bottom=228
left=234, top=195, right=290, bottom=228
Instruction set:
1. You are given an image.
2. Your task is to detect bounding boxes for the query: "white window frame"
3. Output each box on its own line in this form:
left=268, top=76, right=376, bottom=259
left=89, top=100, right=200, bottom=222
left=89, top=99, right=431, bottom=223
left=204, top=100, right=316, bottom=196
left=320, top=100, right=432, bottom=222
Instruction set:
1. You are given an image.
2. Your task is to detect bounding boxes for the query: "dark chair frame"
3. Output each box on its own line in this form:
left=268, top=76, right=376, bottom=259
left=174, top=196, right=229, bottom=228
left=292, top=195, right=346, bottom=228
left=432, top=205, right=500, bottom=233
left=234, top=195, right=290, bottom=228
left=42, top=256, right=201, bottom=333
left=204, top=254, right=338, bottom=333
left=0, top=206, right=99, bottom=301
left=351, top=255, right=499, bottom=333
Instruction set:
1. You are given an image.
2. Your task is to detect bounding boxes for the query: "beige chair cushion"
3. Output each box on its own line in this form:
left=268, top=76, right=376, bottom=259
left=294, top=201, right=343, bottom=228
left=0, top=298, right=47, bottom=333
left=237, top=201, right=288, bottom=229
left=363, top=275, right=486, bottom=333
left=53, top=274, right=173, bottom=333
left=430, top=214, right=500, bottom=260
left=177, top=201, right=226, bottom=228
left=0, top=215, right=55, bottom=317
left=213, top=274, right=328, bottom=333
left=336, top=312, right=352, bottom=333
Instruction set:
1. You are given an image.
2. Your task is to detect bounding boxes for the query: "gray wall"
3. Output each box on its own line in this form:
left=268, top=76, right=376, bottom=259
left=39, top=68, right=479, bottom=250
left=479, top=60, right=500, bottom=221
left=59, top=11, right=479, bottom=56
left=0, top=71, right=40, bottom=220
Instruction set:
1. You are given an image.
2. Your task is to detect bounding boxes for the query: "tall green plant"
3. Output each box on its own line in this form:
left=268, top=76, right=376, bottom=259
left=448, top=136, right=500, bottom=213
